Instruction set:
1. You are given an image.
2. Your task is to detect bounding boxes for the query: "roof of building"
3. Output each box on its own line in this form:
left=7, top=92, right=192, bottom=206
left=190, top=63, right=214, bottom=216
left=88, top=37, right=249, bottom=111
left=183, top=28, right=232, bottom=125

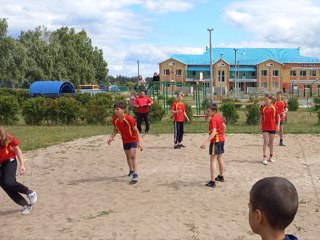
left=29, top=81, right=75, bottom=97
left=170, top=48, right=320, bottom=66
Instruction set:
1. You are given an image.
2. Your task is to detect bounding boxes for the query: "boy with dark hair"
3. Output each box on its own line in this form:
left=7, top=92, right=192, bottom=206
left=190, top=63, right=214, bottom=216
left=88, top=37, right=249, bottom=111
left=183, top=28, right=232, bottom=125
left=249, top=177, right=299, bottom=240
left=107, top=102, right=143, bottom=183
left=200, top=103, right=226, bottom=188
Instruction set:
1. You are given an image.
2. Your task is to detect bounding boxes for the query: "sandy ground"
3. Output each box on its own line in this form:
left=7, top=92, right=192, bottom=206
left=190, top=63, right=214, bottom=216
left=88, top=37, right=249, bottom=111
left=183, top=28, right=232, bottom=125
left=1, top=133, right=320, bottom=240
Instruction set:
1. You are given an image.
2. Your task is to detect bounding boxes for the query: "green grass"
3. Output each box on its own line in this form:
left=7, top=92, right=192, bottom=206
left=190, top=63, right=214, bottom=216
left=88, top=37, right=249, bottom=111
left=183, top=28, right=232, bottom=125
left=4, top=108, right=320, bottom=151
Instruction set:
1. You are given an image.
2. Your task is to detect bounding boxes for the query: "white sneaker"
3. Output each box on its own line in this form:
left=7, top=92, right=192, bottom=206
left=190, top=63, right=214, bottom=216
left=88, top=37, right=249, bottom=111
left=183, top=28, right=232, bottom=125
left=21, top=205, right=32, bottom=215
left=262, top=158, right=268, bottom=165
left=28, top=191, right=38, bottom=205
left=269, top=157, right=275, bottom=163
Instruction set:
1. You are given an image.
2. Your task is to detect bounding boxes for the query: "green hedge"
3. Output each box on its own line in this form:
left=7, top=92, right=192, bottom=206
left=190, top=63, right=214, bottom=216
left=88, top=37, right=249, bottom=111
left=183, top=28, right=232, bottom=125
left=0, top=96, right=19, bottom=125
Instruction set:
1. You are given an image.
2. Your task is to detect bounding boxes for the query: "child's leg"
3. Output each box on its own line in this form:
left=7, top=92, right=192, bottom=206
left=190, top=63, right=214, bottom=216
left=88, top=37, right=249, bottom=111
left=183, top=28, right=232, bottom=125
left=269, top=133, right=275, bottom=156
left=279, top=123, right=284, bottom=142
left=217, top=155, right=224, bottom=176
left=262, top=132, right=270, bottom=157
left=210, top=155, right=217, bottom=181
left=129, top=148, right=138, bottom=172
left=124, top=150, right=134, bottom=171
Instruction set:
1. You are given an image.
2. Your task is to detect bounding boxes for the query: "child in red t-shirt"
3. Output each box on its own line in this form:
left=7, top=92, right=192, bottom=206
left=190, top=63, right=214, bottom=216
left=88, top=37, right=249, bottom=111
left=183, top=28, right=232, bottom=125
left=107, top=102, right=143, bottom=183
left=0, top=126, right=37, bottom=215
left=274, top=91, right=288, bottom=146
left=260, top=94, right=280, bottom=165
left=200, top=103, right=226, bottom=188
left=171, top=93, right=190, bottom=149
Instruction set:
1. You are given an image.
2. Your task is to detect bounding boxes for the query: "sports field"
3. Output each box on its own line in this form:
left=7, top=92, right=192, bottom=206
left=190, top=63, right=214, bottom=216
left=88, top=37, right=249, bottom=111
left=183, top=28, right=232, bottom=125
left=1, top=134, right=319, bottom=240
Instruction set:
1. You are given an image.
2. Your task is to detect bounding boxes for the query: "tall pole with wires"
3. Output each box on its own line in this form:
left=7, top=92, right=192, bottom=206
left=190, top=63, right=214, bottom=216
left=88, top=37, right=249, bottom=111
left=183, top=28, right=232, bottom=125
left=207, top=28, right=214, bottom=102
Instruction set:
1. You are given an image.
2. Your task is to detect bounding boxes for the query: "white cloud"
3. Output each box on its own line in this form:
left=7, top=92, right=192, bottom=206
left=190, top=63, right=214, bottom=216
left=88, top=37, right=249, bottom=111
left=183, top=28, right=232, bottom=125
left=0, top=0, right=198, bottom=77
left=223, top=0, right=320, bottom=57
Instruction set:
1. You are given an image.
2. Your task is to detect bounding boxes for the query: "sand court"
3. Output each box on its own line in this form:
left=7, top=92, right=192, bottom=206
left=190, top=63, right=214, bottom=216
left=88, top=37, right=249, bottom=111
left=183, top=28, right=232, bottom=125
left=1, top=134, right=319, bottom=240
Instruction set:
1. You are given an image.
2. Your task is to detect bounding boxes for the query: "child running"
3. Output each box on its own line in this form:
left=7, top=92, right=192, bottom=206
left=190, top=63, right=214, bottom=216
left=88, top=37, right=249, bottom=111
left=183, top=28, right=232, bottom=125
left=200, top=103, right=226, bottom=188
left=260, top=94, right=280, bottom=165
left=0, top=126, right=37, bottom=215
left=249, top=177, right=299, bottom=240
left=107, top=102, right=143, bottom=183
left=274, top=91, right=288, bottom=146
left=171, top=93, right=190, bottom=149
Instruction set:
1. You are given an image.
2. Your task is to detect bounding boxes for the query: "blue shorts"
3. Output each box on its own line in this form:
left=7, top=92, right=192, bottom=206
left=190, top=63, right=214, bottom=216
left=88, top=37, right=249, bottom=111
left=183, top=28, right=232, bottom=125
left=123, top=142, right=137, bottom=150
left=209, top=142, right=224, bottom=156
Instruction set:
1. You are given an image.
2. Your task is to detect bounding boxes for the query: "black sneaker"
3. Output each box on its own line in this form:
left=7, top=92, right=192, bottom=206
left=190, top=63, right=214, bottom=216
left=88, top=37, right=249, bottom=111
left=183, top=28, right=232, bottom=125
left=205, top=181, right=216, bottom=188
left=179, top=144, right=186, bottom=147
left=279, top=142, right=286, bottom=146
left=215, top=175, right=224, bottom=182
left=128, top=170, right=134, bottom=177
left=174, top=145, right=181, bottom=149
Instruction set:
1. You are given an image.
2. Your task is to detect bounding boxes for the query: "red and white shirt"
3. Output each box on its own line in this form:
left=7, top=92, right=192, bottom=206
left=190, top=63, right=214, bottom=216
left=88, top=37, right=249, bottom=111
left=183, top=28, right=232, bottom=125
left=112, top=114, right=138, bottom=143
left=0, top=134, right=19, bottom=164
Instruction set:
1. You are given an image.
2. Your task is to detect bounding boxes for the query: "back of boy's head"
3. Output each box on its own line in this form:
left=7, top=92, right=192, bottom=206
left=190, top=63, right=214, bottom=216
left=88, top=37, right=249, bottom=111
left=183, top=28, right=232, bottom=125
left=206, top=103, right=218, bottom=112
left=113, top=101, right=126, bottom=110
left=250, top=177, right=298, bottom=230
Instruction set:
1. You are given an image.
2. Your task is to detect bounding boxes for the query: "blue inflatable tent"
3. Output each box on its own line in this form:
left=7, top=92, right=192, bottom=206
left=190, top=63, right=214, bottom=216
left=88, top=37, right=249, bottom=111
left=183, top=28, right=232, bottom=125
left=29, top=81, right=75, bottom=97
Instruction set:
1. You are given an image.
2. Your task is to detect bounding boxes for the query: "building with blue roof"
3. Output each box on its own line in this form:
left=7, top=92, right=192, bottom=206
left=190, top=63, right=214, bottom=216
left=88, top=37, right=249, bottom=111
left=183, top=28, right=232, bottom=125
left=159, top=48, right=320, bottom=95
left=29, top=81, right=75, bottom=97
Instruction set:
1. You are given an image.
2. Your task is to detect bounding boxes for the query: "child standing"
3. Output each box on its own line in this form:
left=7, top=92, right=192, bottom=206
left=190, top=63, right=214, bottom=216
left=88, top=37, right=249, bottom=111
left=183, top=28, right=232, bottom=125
left=274, top=91, right=288, bottom=146
left=134, top=90, right=154, bottom=134
left=171, top=93, right=190, bottom=149
left=249, top=177, right=299, bottom=240
left=107, top=102, right=143, bottom=183
left=260, top=94, right=280, bottom=165
left=0, top=126, right=37, bottom=215
left=200, top=103, right=226, bottom=188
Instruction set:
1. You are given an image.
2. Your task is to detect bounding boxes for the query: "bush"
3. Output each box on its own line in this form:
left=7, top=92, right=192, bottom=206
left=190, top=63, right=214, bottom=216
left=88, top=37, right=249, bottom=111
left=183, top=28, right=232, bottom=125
left=56, top=97, right=81, bottom=124
left=22, top=97, right=47, bottom=125
left=201, top=98, right=210, bottom=110
left=149, top=101, right=165, bottom=123
left=318, top=110, right=320, bottom=125
left=84, top=95, right=114, bottom=125
left=222, top=98, right=242, bottom=109
left=245, top=103, right=260, bottom=125
left=220, top=103, right=239, bottom=124
left=185, top=103, right=193, bottom=122
left=313, top=97, right=320, bottom=111
left=0, top=96, right=19, bottom=125
left=288, top=98, right=299, bottom=111
left=167, top=96, right=176, bottom=107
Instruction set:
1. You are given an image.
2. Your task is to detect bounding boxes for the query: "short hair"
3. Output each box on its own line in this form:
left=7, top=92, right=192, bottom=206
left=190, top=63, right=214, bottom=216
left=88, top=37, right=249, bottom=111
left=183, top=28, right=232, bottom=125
left=206, top=103, right=218, bottom=112
left=250, top=177, right=298, bottom=230
left=276, top=91, right=283, bottom=95
left=113, top=101, right=126, bottom=110
left=265, top=93, right=274, bottom=100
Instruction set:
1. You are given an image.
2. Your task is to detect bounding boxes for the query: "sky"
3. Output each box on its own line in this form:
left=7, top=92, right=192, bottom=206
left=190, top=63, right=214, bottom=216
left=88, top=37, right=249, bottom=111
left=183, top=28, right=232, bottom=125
left=1, top=0, right=320, bottom=78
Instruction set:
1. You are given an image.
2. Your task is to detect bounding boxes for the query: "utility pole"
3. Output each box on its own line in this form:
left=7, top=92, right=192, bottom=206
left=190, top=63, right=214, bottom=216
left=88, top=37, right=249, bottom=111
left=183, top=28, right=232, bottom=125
left=137, top=60, right=140, bottom=82
left=219, top=53, right=223, bottom=96
left=207, top=28, right=214, bottom=102
left=233, top=48, right=238, bottom=97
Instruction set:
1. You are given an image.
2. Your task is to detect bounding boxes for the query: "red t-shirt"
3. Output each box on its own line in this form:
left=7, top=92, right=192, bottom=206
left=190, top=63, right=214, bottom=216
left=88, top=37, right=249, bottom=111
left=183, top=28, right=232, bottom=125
left=171, top=101, right=186, bottom=122
left=0, top=134, right=19, bottom=164
left=274, top=100, right=287, bottom=121
left=112, top=114, right=138, bottom=143
left=134, top=96, right=153, bottom=113
left=209, top=114, right=225, bottom=143
left=261, top=105, right=280, bottom=131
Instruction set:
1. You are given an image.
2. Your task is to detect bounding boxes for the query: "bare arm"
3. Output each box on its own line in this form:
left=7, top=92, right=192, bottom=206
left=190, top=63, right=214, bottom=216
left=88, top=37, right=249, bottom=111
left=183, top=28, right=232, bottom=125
left=200, top=128, right=216, bottom=149
left=12, top=145, right=25, bottom=175
left=107, top=127, right=119, bottom=145
left=132, top=126, right=143, bottom=151
left=184, top=111, right=190, bottom=122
